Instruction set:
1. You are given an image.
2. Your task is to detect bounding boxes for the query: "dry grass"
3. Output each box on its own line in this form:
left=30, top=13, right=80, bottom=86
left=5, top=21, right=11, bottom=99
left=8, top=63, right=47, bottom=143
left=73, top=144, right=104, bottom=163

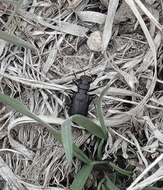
left=0, top=0, right=163, bottom=189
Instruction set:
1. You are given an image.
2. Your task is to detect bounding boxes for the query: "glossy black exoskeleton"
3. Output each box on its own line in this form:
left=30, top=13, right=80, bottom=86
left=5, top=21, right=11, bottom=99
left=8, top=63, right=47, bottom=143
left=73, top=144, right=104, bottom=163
left=68, top=75, right=96, bottom=116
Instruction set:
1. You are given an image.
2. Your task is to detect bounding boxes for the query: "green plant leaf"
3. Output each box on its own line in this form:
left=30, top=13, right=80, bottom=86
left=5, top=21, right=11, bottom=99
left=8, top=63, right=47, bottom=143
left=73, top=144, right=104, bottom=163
left=71, top=114, right=107, bottom=139
left=101, top=184, right=107, bottom=190
left=0, top=31, right=36, bottom=50
left=73, top=144, right=91, bottom=164
left=96, top=99, right=106, bottom=133
left=61, top=119, right=73, bottom=163
left=97, top=178, right=106, bottom=190
left=105, top=176, right=120, bottom=190
left=70, top=163, right=94, bottom=190
left=95, top=79, right=116, bottom=135
left=0, top=93, right=61, bottom=140
left=0, top=93, right=91, bottom=163
left=97, top=139, right=105, bottom=160
left=109, top=162, right=132, bottom=177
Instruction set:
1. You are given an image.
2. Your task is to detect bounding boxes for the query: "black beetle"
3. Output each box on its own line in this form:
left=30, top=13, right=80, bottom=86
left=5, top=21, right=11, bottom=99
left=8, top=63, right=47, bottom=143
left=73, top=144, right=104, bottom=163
left=68, top=75, right=96, bottom=116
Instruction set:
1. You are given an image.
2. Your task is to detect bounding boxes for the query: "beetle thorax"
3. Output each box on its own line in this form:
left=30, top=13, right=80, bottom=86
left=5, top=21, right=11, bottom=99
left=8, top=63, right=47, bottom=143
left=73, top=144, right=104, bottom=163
left=78, top=81, right=90, bottom=91
left=78, top=84, right=89, bottom=91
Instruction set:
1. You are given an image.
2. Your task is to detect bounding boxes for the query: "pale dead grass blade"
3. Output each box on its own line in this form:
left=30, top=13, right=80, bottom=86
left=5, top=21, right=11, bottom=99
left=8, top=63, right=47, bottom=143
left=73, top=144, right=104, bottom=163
left=136, top=32, right=162, bottom=73
left=108, top=128, right=155, bottom=159
left=0, top=156, right=25, bottom=190
left=122, top=55, right=143, bottom=70
left=18, top=179, right=65, bottom=190
left=109, top=138, right=123, bottom=156
left=127, top=131, right=148, bottom=167
left=98, top=87, right=142, bottom=97
left=130, top=166, right=163, bottom=190
left=105, top=54, right=138, bottom=89
left=143, top=140, right=159, bottom=154
left=110, top=129, right=135, bottom=147
left=127, top=153, right=163, bottom=190
left=0, top=31, right=36, bottom=50
left=124, top=2, right=158, bottom=187
left=0, top=39, right=7, bottom=57
left=76, top=11, right=106, bottom=24
left=18, top=10, right=89, bottom=37
left=42, top=156, right=65, bottom=188
left=3, top=0, right=30, bottom=7
left=103, top=95, right=163, bottom=111
left=68, top=0, right=83, bottom=8
left=144, top=116, right=163, bottom=144
left=125, top=0, right=157, bottom=116
left=8, top=118, right=35, bottom=159
left=102, top=0, right=119, bottom=51
left=0, top=73, right=69, bottom=91
left=1, top=0, right=16, bottom=5
left=104, top=113, right=131, bottom=127
left=7, top=115, right=90, bottom=186
left=0, top=148, right=28, bottom=155
left=135, top=0, right=163, bottom=32
left=42, top=36, right=64, bottom=76
left=8, top=116, right=64, bottom=158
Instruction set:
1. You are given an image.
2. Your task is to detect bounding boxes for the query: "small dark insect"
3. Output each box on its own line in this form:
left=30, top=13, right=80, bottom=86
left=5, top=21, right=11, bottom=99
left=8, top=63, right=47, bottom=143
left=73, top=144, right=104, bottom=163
left=68, top=75, right=96, bottom=116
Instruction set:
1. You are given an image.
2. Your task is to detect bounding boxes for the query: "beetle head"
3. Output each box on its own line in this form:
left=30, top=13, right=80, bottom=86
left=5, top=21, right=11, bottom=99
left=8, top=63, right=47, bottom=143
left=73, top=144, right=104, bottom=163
left=76, top=75, right=93, bottom=90
left=80, top=75, right=93, bottom=84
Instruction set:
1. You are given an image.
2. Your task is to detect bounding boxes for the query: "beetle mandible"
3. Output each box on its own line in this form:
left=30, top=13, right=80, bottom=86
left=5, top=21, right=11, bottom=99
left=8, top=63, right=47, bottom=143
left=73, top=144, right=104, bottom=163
left=68, top=75, right=96, bottom=116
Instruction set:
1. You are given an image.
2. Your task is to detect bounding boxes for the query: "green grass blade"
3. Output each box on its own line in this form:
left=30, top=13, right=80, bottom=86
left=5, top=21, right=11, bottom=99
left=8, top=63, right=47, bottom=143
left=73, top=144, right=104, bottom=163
left=97, top=139, right=105, bottom=160
left=70, top=163, right=94, bottom=190
left=0, top=93, right=46, bottom=124
left=96, top=99, right=106, bottom=133
left=105, top=176, right=120, bottom=190
left=0, top=93, right=91, bottom=163
left=71, top=114, right=107, bottom=139
left=97, top=178, right=106, bottom=190
left=0, top=31, right=36, bottom=50
left=73, top=144, right=92, bottom=164
left=101, top=184, right=107, bottom=190
left=95, top=79, right=116, bottom=135
left=61, top=119, right=73, bottom=163
left=0, top=93, right=61, bottom=140
left=109, top=162, right=132, bottom=177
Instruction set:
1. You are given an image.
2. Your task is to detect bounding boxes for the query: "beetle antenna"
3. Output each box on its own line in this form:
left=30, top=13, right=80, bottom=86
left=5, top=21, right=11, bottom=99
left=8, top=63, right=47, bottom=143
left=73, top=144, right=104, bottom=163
left=92, top=74, right=97, bottom=82
left=73, top=71, right=77, bottom=79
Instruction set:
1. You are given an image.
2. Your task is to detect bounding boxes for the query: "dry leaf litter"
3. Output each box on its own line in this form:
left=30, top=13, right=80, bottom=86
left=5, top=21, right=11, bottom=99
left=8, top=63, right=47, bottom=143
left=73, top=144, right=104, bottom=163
left=0, top=0, right=163, bottom=189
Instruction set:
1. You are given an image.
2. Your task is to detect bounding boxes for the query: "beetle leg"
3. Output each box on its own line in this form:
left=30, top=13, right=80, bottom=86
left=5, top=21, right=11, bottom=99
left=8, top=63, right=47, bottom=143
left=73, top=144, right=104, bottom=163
left=89, top=86, right=101, bottom=92
left=89, top=94, right=96, bottom=104
left=73, top=79, right=80, bottom=86
left=72, top=79, right=78, bottom=86
left=73, top=72, right=81, bottom=85
left=91, top=74, right=98, bottom=82
left=73, top=71, right=78, bottom=79
left=68, top=89, right=75, bottom=95
left=65, top=93, right=73, bottom=107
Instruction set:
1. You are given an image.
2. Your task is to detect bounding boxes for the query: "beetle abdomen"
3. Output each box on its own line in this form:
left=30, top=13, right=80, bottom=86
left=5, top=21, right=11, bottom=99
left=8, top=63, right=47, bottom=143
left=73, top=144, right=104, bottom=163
left=69, top=93, right=89, bottom=116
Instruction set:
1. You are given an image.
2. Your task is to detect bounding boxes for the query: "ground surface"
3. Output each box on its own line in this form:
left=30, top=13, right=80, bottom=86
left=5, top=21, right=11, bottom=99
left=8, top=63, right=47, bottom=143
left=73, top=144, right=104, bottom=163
left=0, top=0, right=163, bottom=190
